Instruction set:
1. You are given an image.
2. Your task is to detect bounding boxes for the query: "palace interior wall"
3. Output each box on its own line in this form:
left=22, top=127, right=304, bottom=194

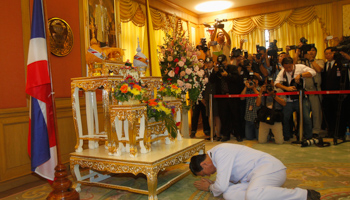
left=0, top=0, right=349, bottom=192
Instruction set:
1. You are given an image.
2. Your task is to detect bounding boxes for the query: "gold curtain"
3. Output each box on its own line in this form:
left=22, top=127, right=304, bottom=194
left=270, top=18, right=326, bottom=59
left=228, top=3, right=332, bottom=59
left=119, top=0, right=145, bottom=27
left=121, top=21, right=165, bottom=62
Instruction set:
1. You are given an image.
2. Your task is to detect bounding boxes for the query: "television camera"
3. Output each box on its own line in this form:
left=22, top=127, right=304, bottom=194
left=288, top=37, right=315, bottom=60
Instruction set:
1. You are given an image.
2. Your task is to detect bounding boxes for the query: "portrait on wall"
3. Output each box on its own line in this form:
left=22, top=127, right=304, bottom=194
left=48, top=17, right=74, bottom=57
left=89, top=0, right=116, bottom=48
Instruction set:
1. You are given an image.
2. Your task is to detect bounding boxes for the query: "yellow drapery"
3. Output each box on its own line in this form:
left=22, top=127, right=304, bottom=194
left=228, top=4, right=333, bottom=59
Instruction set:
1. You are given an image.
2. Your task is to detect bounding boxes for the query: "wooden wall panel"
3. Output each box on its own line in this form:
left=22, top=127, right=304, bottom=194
left=0, top=98, right=104, bottom=191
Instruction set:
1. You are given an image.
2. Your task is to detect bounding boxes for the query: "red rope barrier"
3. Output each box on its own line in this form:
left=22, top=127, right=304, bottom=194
left=214, top=90, right=350, bottom=98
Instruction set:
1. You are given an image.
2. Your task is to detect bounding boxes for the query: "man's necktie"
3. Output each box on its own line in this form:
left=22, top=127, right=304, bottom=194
left=328, top=62, right=332, bottom=72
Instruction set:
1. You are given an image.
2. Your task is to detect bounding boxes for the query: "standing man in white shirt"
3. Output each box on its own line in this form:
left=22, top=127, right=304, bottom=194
left=190, top=143, right=321, bottom=200
left=275, top=57, right=316, bottom=141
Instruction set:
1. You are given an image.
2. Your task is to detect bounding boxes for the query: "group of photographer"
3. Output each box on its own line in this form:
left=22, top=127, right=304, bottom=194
left=194, top=26, right=350, bottom=144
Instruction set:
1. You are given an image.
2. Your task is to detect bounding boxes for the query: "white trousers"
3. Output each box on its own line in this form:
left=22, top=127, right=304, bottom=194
left=222, top=169, right=307, bottom=200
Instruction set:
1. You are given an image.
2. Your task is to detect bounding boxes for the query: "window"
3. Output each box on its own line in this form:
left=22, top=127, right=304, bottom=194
left=265, top=29, right=270, bottom=48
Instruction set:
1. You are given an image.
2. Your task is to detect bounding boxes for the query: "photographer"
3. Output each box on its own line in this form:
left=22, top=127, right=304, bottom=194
left=210, top=26, right=231, bottom=61
left=254, top=46, right=271, bottom=77
left=203, top=57, right=221, bottom=141
left=210, top=54, right=243, bottom=142
left=240, top=75, right=260, bottom=140
left=322, top=37, right=350, bottom=138
left=196, top=38, right=210, bottom=61
left=294, top=44, right=325, bottom=137
left=275, top=57, right=316, bottom=141
left=256, top=82, right=286, bottom=144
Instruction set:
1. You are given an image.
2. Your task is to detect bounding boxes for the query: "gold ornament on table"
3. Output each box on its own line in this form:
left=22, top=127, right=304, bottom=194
left=48, top=17, right=73, bottom=57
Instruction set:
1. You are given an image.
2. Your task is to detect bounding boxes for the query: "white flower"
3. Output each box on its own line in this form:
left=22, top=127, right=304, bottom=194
left=185, top=83, right=192, bottom=89
left=168, top=70, right=175, bottom=77
left=185, top=68, right=192, bottom=75
left=177, top=80, right=184, bottom=87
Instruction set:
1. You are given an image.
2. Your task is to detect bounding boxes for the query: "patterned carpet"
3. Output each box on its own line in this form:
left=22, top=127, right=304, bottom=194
left=2, top=139, right=350, bottom=200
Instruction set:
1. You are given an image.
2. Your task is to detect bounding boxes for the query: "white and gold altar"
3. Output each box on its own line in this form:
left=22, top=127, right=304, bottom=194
left=70, top=38, right=204, bottom=199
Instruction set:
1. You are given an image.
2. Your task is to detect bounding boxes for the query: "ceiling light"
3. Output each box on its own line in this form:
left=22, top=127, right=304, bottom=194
left=195, top=1, right=233, bottom=13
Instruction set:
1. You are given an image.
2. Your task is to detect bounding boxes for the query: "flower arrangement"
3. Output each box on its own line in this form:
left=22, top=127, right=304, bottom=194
left=158, top=83, right=182, bottom=99
left=113, top=75, right=146, bottom=103
left=146, top=98, right=178, bottom=138
left=159, top=31, right=207, bottom=107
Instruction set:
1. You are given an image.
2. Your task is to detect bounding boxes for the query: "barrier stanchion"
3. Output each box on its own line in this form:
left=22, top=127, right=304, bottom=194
left=298, top=90, right=303, bottom=142
left=209, top=94, right=214, bottom=142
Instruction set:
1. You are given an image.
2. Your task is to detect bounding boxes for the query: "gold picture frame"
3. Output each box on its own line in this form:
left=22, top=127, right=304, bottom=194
left=48, top=17, right=74, bottom=57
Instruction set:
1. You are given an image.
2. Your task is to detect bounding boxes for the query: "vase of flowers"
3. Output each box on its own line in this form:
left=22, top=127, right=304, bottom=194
left=114, top=75, right=146, bottom=104
left=159, top=31, right=207, bottom=107
left=146, top=98, right=178, bottom=138
left=158, top=83, right=182, bottom=101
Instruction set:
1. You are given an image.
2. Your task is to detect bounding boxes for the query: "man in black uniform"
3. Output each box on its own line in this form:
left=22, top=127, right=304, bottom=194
left=210, top=54, right=243, bottom=142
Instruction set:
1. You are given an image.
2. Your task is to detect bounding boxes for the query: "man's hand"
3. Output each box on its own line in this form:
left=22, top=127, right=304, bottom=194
left=194, top=178, right=212, bottom=191
left=286, top=86, right=297, bottom=91
left=295, top=74, right=301, bottom=84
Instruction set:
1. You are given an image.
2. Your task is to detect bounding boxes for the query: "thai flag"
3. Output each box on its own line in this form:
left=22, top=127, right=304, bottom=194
left=25, top=0, right=57, bottom=181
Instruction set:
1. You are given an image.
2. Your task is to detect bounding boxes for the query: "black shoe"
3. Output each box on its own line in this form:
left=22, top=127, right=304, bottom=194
left=190, top=132, right=196, bottom=138
left=206, top=136, right=216, bottom=140
left=221, top=136, right=230, bottom=142
left=236, top=135, right=243, bottom=142
left=216, top=136, right=222, bottom=141
left=307, top=189, right=321, bottom=200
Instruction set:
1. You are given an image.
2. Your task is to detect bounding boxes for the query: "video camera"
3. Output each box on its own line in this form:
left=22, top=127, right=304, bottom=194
left=289, top=37, right=315, bottom=59
left=331, top=36, right=350, bottom=62
left=255, top=44, right=266, bottom=60
left=231, top=47, right=242, bottom=58
left=267, top=40, right=283, bottom=57
left=214, top=18, right=227, bottom=29
left=200, top=38, right=209, bottom=53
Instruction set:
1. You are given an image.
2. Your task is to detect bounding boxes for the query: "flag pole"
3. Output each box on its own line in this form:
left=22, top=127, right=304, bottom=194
left=41, top=0, right=79, bottom=199
left=145, top=0, right=152, bottom=76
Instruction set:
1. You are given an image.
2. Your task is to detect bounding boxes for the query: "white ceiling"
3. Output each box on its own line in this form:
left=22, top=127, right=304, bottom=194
left=166, top=0, right=275, bottom=15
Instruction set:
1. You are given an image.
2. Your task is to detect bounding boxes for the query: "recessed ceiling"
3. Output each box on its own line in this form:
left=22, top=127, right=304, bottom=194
left=166, top=0, right=275, bottom=14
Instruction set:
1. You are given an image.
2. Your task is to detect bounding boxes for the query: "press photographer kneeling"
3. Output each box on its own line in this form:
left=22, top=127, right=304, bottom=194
left=256, top=79, right=286, bottom=144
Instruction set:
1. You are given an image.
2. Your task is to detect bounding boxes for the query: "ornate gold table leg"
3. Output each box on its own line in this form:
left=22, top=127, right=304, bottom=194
left=128, top=117, right=137, bottom=157
left=147, top=171, right=158, bottom=200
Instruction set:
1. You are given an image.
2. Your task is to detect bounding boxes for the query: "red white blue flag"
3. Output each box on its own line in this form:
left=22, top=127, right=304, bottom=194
left=25, top=0, right=57, bottom=181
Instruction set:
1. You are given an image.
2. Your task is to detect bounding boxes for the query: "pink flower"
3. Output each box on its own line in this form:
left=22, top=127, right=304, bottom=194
left=185, top=83, right=192, bottom=89
left=177, top=80, right=184, bottom=87
left=178, top=61, right=184, bottom=67
left=187, top=52, right=192, bottom=57
left=194, top=66, right=199, bottom=72
left=168, top=56, right=173, bottom=62
left=197, top=69, right=205, bottom=77
left=181, top=57, right=186, bottom=62
left=203, top=77, right=209, bottom=84
left=180, top=71, right=186, bottom=77
left=168, top=70, right=175, bottom=77
left=185, top=68, right=192, bottom=75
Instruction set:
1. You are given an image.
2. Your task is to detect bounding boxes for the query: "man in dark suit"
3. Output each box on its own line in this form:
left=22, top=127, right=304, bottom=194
left=210, top=54, right=243, bottom=142
left=321, top=47, right=350, bottom=138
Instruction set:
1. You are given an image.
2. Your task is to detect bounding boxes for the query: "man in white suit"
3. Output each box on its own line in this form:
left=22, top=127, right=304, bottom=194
left=190, top=143, right=320, bottom=200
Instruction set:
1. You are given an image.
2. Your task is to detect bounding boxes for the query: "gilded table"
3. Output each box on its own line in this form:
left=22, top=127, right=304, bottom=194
left=70, top=138, right=205, bottom=200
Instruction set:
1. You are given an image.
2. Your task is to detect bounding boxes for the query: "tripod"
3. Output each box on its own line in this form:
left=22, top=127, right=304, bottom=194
left=333, top=62, right=349, bottom=145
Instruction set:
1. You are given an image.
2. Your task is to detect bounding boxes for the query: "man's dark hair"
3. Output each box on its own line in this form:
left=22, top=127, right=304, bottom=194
left=279, top=52, right=286, bottom=56
left=259, top=46, right=266, bottom=53
left=282, top=57, right=294, bottom=65
left=189, top=154, right=206, bottom=176
left=324, top=47, right=333, bottom=52
left=217, top=54, right=227, bottom=62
